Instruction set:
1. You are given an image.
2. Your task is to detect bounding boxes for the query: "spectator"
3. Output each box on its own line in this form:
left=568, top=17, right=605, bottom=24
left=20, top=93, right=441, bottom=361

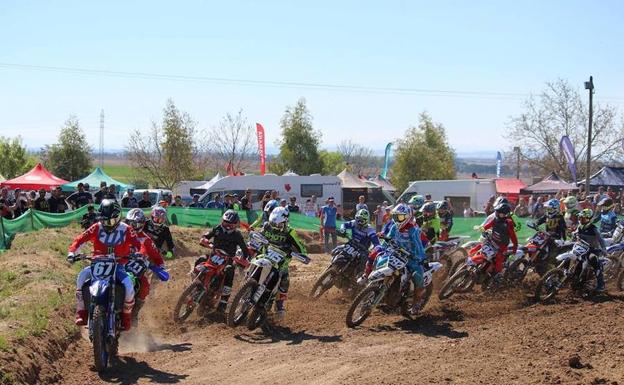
left=162, top=192, right=172, bottom=206
left=373, top=204, right=384, bottom=232
left=171, top=195, right=185, bottom=207
left=13, top=191, right=29, bottom=218
left=304, top=198, right=315, bottom=217
left=471, top=172, right=478, bottom=179
left=484, top=195, right=495, bottom=215
left=138, top=191, right=153, bottom=208
left=270, top=190, right=278, bottom=201
left=310, top=195, right=319, bottom=215
left=355, top=195, right=368, bottom=212
left=223, top=194, right=236, bottom=210
left=279, top=198, right=287, bottom=208
left=463, top=202, right=474, bottom=217
left=67, top=183, right=93, bottom=209
left=0, top=188, right=13, bottom=219
left=27, top=190, right=36, bottom=207
left=34, top=189, right=49, bottom=212
left=594, top=187, right=606, bottom=205
left=425, top=194, right=432, bottom=203
left=206, top=194, right=224, bottom=209
left=513, top=198, right=530, bottom=217
left=607, top=186, right=616, bottom=200
left=531, top=196, right=544, bottom=218
left=80, top=205, right=97, bottom=229
left=188, top=194, right=203, bottom=208
left=94, top=181, right=107, bottom=204
left=105, top=184, right=118, bottom=201
left=47, top=187, right=67, bottom=213
left=121, top=189, right=139, bottom=208
left=320, top=197, right=338, bottom=253
left=287, top=196, right=300, bottom=213
left=240, top=189, right=253, bottom=211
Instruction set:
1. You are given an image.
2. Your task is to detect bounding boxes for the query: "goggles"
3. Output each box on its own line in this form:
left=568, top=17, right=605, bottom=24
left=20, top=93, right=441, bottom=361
left=393, top=213, right=407, bottom=223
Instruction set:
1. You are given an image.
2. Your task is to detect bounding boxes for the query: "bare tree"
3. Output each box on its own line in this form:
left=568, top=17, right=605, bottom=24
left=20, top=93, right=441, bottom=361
left=506, top=79, right=623, bottom=180
left=206, top=110, right=258, bottom=174
left=337, top=140, right=375, bottom=174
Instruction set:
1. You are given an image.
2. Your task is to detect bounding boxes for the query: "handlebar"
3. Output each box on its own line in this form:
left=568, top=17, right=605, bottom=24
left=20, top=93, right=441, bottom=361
left=292, top=252, right=311, bottom=265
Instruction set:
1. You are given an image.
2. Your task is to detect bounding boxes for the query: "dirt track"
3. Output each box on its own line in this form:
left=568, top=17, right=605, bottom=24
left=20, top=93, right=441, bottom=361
left=48, top=254, right=624, bottom=385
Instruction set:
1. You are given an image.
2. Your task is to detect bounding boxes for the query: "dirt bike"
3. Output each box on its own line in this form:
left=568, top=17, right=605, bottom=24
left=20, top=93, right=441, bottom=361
left=72, top=253, right=169, bottom=372
left=438, top=233, right=512, bottom=300
left=173, top=242, right=249, bottom=323
left=535, top=239, right=618, bottom=302
left=227, top=232, right=310, bottom=331
left=427, top=236, right=469, bottom=279
left=345, top=239, right=442, bottom=328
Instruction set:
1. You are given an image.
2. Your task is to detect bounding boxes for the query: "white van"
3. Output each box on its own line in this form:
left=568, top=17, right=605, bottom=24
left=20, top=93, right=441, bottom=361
left=397, top=179, right=496, bottom=212
left=197, top=175, right=342, bottom=210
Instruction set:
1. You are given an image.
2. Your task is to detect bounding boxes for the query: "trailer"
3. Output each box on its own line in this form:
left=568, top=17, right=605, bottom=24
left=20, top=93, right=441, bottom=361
left=397, top=179, right=497, bottom=212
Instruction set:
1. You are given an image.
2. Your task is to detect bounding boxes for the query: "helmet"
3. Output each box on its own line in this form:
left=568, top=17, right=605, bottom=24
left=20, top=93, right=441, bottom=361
left=98, top=199, right=122, bottom=232
left=264, top=199, right=279, bottom=213
left=408, top=195, right=425, bottom=210
left=268, top=206, right=289, bottom=230
left=493, top=196, right=509, bottom=207
left=436, top=201, right=450, bottom=212
left=125, top=208, right=146, bottom=232
left=151, top=206, right=167, bottom=225
left=494, top=202, right=511, bottom=218
left=391, top=203, right=412, bottom=230
left=355, top=209, right=370, bottom=227
left=598, top=197, right=613, bottom=213
left=563, top=196, right=578, bottom=210
left=420, top=202, right=437, bottom=218
left=578, top=208, right=593, bottom=228
left=545, top=199, right=560, bottom=217
left=222, top=209, right=240, bottom=233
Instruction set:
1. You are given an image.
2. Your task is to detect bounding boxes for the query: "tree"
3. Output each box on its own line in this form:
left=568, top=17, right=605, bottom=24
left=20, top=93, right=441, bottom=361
left=206, top=110, right=258, bottom=174
left=41, top=117, right=92, bottom=181
left=0, top=136, right=36, bottom=179
left=127, top=99, right=200, bottom=189
left=392, top=112, right=456, bottom=191
left=506, top=79, right=623, bottom=180
left=336, top=140, right=375, bottom=174
left=319, top=150, right=346, bottom=175
left=275, top=98, right=322, bottom=175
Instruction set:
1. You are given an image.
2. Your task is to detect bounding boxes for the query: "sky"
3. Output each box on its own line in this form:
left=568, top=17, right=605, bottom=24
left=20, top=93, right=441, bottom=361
left=1, top=0, right=623, bottom=157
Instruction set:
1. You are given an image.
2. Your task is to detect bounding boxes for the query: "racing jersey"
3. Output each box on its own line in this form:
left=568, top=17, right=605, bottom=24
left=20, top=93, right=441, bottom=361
left=68, top=222, right=143, bottom=261
left=439, top=211, right=454, bottom=233
left=340, top=220, right=380, bottom=250
left=483, top=217, right=518, bottom=253
left=421, top=215, right=441, bottom=244
left=144, top=219, right=175, bottom=252
left=386, top=222, right=426, bottom=263
left=535, top=213, right=567, bottom=240
left=202, top=224, right=250, bottom=259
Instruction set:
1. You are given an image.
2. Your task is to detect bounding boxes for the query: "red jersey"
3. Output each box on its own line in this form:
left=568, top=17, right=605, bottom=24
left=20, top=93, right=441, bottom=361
left=68, top=222, right=143, bottom=261
left=135, top=230, right=165, bottom=266
left=483, top=217, right=518, bottom=253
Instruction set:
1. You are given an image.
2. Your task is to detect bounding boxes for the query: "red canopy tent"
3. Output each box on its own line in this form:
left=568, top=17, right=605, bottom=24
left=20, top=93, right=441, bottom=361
left=495, top=178, right=527, bottom=204
left=0, top=163, right=69, bottom=191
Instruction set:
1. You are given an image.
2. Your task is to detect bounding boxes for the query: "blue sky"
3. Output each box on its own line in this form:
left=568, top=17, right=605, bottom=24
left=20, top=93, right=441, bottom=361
left=1, top=1, right=623, bottom=156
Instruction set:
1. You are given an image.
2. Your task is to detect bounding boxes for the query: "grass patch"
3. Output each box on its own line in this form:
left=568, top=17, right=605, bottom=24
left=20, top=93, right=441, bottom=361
left=0, top=336, right=9, bottom=352
left=102, top=164, right=137, bottom=183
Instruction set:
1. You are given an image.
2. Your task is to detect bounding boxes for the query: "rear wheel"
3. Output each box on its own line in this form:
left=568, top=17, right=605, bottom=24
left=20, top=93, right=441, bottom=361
left=504, top=258, right=530, bottom=285
left=227, top=279, right=258, bottom=327
left=309, top=268, right=337, bottom=299
left=92, top=305, right=108, bottom=372
left=439, top=269, right=474, bottom=301
left=346, top=285, right=381, bottom=328
left=535, top=268, right=565, bottom=302
left=173, top=282, right=204, bottom=323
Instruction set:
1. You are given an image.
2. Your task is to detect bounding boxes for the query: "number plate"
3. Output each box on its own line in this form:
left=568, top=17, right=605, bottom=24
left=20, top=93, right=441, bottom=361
left=343, top=244, right=359, bottom=257
left=572, top=242, right=589, bottom=256
left=91, top=258, right=116, bottom=279
left=481, top=243, right=497, bottom=258
left=532, top=233, right=547, bottom=246
left=125, top=260, right=147, bottom=276
left=210, top=254, right=225, bottom=265
left=265, top=246, right=286, bottom=264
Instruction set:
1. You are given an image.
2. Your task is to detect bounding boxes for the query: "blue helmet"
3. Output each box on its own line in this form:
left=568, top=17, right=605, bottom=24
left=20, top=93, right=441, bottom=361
left=545, top=198, right=560, bottom=217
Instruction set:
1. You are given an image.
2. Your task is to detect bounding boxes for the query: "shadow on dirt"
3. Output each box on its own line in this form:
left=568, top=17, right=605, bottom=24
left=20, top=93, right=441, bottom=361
left=98, top=356, right=189, bottom=385
left=234, top=324, right=343, bottom=345
left=367, top=313, right=469, bottom=339
left=149, top=342, right=193, bottom=353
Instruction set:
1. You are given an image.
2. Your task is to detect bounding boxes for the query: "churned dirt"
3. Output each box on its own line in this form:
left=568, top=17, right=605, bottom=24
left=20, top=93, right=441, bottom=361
left=3, top=226, right=624, bottom=385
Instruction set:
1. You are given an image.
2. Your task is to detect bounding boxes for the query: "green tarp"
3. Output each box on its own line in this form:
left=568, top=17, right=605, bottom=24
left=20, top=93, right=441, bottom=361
left=61, top=167, right=134, bottom=192
left=0, top=206, right=539, bottom=251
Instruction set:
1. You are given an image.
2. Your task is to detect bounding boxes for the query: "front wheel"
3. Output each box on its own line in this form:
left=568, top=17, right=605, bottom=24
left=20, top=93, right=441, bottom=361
left=309, top=268, right=337, bottom=299
left=227, top=279, right=258, bottom=327
left=246, top=306, right=267, bottom=331
left=438, top=269, right=474, bottom=301
left=173, top=282, right=204, bottom=323
left=504, top=258, right=530, bottom=286
left=535, top=268, right=565, bottom=302
left=443, top=248, right=469, bottom=279
left=346, top=285, right=382, bottom=328
left=92, top=305, right=109, bottom=372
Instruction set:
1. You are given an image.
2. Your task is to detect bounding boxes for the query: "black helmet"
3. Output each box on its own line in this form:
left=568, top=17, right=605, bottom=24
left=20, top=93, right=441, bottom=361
left=494, top=202, right=511, bottom=216
left=98, top=199, right=122, bottom=232
left=222, top=209, right=240, bottom=232
left=493, top=196, right=509, bottom=206
left=420, top=202, right=437, bottom=218
left=437, top=201, right=450, bottom=211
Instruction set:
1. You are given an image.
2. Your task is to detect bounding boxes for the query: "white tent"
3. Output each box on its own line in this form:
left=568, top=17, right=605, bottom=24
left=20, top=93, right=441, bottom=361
left=194, top=173, right=223, bottom=191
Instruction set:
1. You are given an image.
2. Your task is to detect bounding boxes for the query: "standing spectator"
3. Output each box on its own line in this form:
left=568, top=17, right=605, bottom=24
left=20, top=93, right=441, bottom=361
left=121, top=188, right=139, bottom=208
left=287, top=196, right=300, bottom=213
left=304, top=198, right=316, bottom=217
left=260, top=191, right=271, bottom=211
left=105, top=184, right=118, bottom=201
left=240, top=189, right=253, bottom=211
left=206, top=194, right=224, bottom=209
left=0, top=188, right=13, bottom=219
left=424, top=194, right=432, bottom=203
left=34, top=189, right=49, bottom=212
left=67, top=183, right=93, bottom=209
left=320, top=197, right=338, bottom=253
left=47, top=187, right=67, bottom=213
left=94, top=182, right=107, bottom=204
left=223, top=194, right=236, bottom=210
left=138, top=191, right=152, bottom=208
left=463, top=202, right=474, bottom=217
left=531, top=196, right=544, bottom=218
left=594, top=187, right=606, bottom=205
left=373, top=205, right=384, bottom=232
left=170, top=195, right=185, bottom=207
left=484, top=195, right=495, bottom=215
left=513, top=198, right=529, bottom=217
left=13, top=191, right=29, bottom=218
left=355, top=195, right=368, bottom=212
left=27, top=190, right=36, bottom=208
left=270, top=190, right=278, bottom=201
left=188, top=194, right=203, bottom=208
left=607, top=186, right=616, bottom=200
left=80, top=205, right=97, bottom=229
left=310, top=195, right=319, bottom=215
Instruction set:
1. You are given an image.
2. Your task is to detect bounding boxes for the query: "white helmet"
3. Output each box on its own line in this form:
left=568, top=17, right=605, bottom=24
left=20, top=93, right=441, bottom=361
left=126, top=208, right=146, bottom=231
left=269, top=206, right=289, bottom=230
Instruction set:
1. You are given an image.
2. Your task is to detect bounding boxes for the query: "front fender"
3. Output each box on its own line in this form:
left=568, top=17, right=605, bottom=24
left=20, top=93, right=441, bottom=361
left=555, top=252, right=575, bottom=262
left=89, top=279, right=110, bottom=304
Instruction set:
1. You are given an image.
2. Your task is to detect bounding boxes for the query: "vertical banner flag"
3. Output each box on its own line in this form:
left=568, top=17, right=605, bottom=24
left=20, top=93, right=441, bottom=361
left=559, top=135, right=577, bottom=182
left=255, top=123, right=266, bottom=176
left=496, top=151, right=502, bottom=178
left=381, top=142, right=393, bottom=179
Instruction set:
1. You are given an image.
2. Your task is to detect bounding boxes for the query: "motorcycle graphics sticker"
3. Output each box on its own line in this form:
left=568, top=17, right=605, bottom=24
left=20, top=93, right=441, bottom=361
left=92, top=260, right=115, bottom=279
left=97, top=226, right=128, bottom=247
left=210, top=255, right=225, bottom=265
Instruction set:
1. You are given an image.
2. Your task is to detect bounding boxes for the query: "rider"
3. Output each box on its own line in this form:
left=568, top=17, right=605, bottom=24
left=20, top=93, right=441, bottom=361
left=480, top=196, right=522, bottom=233
left=124, top=208, right=166, bottom=323
left=595, top=197, right=617, bottom=237
left=419, top=202, right=440, bottom=246
left=437, top=200, right=453, bottom=241
left=144, top=206, right=175, bottom=259
left=198, top=209, right=250, bottom=313
left=251, top=198, right=280, bottom=228
left=575, top=208, right=607, bottom=292
left=259, top=206, right=306, bottom=318
left=563, top=196, right=580, bottom=233
left=408, top=195, right=425, bottom=227
left=338, top=209, right=381, bottom=270
left=67, top=199, right=141, bottom=331
left=385, top=203, right=428, bottom=315
left=534, top=198, right=567, bottom=240
left=480, top=202, right=518, bottom=278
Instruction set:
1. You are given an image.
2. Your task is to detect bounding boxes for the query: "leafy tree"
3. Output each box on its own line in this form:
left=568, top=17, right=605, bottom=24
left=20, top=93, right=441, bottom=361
left=127, top=99, right=200, bottom=189
left=337, top=140, right=375, bottom=174
left=41, top=117, right=92, bottom=180
left=206, top=110, right=258, bottom=174
left=276, top=98, right=322, bottom=175
left=0, top=136, right=36, bottom=179
left=506, top=79, right=623, bottom=180
left=319, top=150, right=346, bottom=175
left=392, top=112, right=456, bottom=191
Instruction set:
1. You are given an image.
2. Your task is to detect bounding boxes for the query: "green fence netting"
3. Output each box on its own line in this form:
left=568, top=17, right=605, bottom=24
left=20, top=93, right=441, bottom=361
left=0, top=205, right=539, bottom=251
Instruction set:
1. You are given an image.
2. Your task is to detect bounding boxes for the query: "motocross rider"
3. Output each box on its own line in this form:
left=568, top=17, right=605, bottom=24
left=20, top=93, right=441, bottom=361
left=67, top=199, right=142, bottom=331
left=124, top=208, right=166, bottom=323
left=259, top=206, right=307, bottom=318
left=480, top=202, right=518, bottom=279
left=419, top=202, right=441, bottom=246
left=534, top=199, right=567, bottom=240
left=338, top=209, right=381, bottom=270
left=594, top=197, right=617, bottom=237
left=408, top=195, right=425, bottom=227
left=144, top=206, right=175, bottom=259
left=197, top=209, right=250, bottom=313
left=251, top=198, right=280, bottom=228
left=575, top=208, right=607, bottom=292
left=563, top=196, right=580, bottom=232
left=480, top=196, right=522, bottom=233
left=437, top=200, right=453, bottom=241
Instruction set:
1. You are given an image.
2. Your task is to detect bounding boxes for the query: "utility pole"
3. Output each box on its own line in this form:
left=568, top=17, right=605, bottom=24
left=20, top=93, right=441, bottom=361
left=513, top=146, right=520, bottom=179
left=99, top=109, right=104, bottom=168
left=584, top=77, right=594, bottom=193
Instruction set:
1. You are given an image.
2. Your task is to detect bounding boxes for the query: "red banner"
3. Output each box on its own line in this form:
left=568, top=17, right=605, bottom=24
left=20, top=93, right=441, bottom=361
left=256, top=123, right=266, bottom=175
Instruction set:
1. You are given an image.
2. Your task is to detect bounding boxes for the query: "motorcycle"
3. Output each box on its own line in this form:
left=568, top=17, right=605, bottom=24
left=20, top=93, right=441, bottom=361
left=227, top=232, right=310, bottom=331
left=534, top=239, right=618, bottom=302
left=345, top=239, right=442, bottom=328
left=426, top=236, right=469, bottom=279
left=72, top=253, right=169, bottom=372
left=438, top=233, right=511, bottom=300
left=173, top=241, right=249, bottom=323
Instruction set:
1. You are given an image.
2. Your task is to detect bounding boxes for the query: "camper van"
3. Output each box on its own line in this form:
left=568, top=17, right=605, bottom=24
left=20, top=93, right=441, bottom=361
left=397, top=179, right=496, bottom=213
left=198, top=175, right=342, bottom=210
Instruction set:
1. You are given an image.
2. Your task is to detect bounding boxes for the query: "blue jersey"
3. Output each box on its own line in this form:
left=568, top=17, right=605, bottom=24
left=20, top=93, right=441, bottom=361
left=600, top=211, right=618, bottom=234
left=387, top=223, right=426, bottom=262
left=340, top=220, right=380, bottom=250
